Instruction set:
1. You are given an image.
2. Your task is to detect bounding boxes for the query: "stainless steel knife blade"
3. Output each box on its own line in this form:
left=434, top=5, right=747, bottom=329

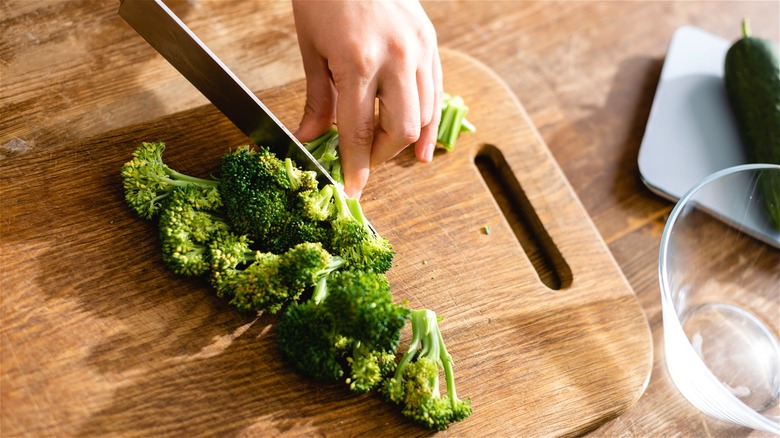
left=118, top=0, right=337, bottom=187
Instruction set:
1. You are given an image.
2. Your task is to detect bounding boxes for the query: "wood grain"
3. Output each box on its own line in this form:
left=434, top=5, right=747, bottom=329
left=0, top=49, right=652, bottom=436
left=3, top=1, right=779, bottom=436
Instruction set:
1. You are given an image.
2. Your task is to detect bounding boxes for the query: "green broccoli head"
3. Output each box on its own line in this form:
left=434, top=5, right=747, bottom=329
left=381, top=309, right=472, bottom=430
left=284, top=157, right=319, bottom=192
left=213, top=242, right=343, bottom=314
left=158, top=186, right=230, bottom=277
left=268, top=216, right=332, bottom=255
left=276, top=268, right=408, bottom=389
left=276, top=300, right=346, bottom=381
left=121, top=141, right=220, bottom=220
left=219, top=147, right=291, bottom=248
left=220, top=146, right=335, bottom=254
left=227, top=252, right=289, bottom=313
left=346, top=343, right=397, bottom=394
left=330, top=189, right=394, bottom=273
left=278, top=242, right=343, bottom=291
left=324, top=270, right=409, bottom=352
left=298, top=184, right=336, bottom=222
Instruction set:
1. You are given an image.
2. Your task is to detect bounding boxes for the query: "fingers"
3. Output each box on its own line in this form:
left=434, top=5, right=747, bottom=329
left=294, top=52, right=338, bottom=143
left=370, top=64, right=422, bottom=167
left=414, top=47, right=443, bottom=163
left=335, top=75, right=378, bottom=199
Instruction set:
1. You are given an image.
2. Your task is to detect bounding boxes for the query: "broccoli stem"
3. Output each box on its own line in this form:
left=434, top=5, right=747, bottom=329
left=311, top=255, right=345, bottom=305
left=303, top=127, right=338, bottom=153
left=332, top=187, right=369, bottom=229
left=164, top=167, right=220, bottom=187
left=437, top=95, right=474, bottom=151
left=437, top=326, right=459, bottom=407
left=390, top=309, right=428, bottom=382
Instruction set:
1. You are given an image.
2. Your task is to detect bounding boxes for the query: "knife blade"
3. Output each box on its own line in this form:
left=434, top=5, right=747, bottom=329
left=118, top=0, right=338, bottom=188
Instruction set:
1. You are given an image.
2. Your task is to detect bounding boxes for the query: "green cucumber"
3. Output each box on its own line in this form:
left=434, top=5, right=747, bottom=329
left=724, top=19, right=780, bottom=230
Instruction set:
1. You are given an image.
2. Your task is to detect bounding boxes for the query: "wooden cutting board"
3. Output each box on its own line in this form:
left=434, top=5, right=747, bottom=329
left=0, top=49, right=652, bottom=437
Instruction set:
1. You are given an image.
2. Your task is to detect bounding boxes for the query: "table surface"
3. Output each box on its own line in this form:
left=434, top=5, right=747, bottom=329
left=2, top=1, right=778, bottom=436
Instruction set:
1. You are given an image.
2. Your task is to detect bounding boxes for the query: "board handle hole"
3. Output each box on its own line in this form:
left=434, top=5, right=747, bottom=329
left=475, top=145, right=572, bottom=290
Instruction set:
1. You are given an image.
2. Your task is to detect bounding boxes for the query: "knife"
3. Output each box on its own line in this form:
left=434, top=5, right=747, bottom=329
left=118, top=0, right=338, bottom=188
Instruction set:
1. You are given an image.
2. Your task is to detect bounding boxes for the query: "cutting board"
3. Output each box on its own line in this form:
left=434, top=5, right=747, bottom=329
left=1, top=49, right=652, bottom=437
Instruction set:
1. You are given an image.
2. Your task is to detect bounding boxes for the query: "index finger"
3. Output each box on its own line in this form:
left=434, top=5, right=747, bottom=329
left=335, top=75, right=378, bottom=199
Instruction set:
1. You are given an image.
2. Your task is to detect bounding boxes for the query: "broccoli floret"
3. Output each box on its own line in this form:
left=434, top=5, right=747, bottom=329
left=121, top=141, right=220, bottom=220
left=284, top=157, right=319, bottom=192
left=276, top=270, right=410, bottom=392
left=276, top=299, right=348, bottom=381
left=158, top=186, right=230, bottom=276
left=381, top=309, right=472, bottom=430
left=324, top=270, right=409, bottom=352
left=268, top=215, right=332, bottom=256
left=211, top=240, right=344, bottom=314
left=219, top=146, right=331, bottom=253
left=297, top=184, right=336, bottom=222
left=218, top=146, right=291, bottom=249
left=207, top=230, right=255, bottom=297
left=346, top=342, right=397, bottom=393
left=330, top=188, right=394, bottom=273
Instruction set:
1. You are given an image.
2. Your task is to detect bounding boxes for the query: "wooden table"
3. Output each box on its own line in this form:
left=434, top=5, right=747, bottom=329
left=2, top=1, right=778, bottom=436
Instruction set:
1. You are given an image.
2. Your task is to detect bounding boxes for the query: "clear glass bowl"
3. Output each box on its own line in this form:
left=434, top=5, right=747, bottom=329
left=659, top=163, right=780, bottom=433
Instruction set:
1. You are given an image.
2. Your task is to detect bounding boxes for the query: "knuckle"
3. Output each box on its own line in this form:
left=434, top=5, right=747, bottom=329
left=393, top=121, right=421, bottom=146
left=349, top=122, right=375, bottom=148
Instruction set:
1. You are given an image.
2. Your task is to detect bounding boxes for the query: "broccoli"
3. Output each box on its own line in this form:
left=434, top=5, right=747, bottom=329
left=330, top=187, right=394, bottom=273
left=437, top=94, right=476, bottom=152
left=218, top=143, right=393, bottom=273
left=303, top=127, right=343, bottom=186
left=122, top=124, right=475, bottom=430
left=121, top=141, right=220, bottom=219
left=219, top=146, right=330, bottom=254
left=210, top=238, right=344, bottom=314
left=296, top=184, right=336, bottom=222
left=157, top=185, right=231, bottom=276
left=346, top=342, right=397, bottom=393
left=382, top=309, right=472, bottom=430
left=276, top=270, right=410, bottom=392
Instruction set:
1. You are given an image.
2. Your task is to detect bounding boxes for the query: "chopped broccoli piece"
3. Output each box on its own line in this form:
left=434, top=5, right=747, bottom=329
left=212, top=240, right=344, bottom=314
left=218, top=146, right=292, bottom=250
left=324, top=270, right=409, bottom=352
left=121, top=141, right=220, bottom=219
left=330, top=188, right=394, bottom=273
left=437, top=94, right=475, bottom=151
left=276, top=270, right=410, bottom=392
left=219, top=146, right=331, bottom=253
left=297, top=184, right=336, bottom=222
left=346, top=342, right=397, bottom=393
left=382, top=309, right=472, bottom=430
left=284, top=157, right=319, bottom=192
left=303, top=127, right=343, bottom=186
left=157, top=186, right=230, bottom=276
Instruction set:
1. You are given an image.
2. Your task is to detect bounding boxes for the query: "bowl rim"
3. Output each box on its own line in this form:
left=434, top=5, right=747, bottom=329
left=659, top=162, right=780, bottom=286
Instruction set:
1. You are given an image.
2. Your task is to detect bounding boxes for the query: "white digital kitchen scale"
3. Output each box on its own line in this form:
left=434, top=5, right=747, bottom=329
left=638, top=25, right=779, bottom=248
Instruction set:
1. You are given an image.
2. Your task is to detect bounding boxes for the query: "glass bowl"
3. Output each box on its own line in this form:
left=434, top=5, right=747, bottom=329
left=659, top=163, right=780, bottom=433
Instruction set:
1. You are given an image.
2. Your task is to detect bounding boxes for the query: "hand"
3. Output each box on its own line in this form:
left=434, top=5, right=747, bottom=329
left=292, top=0, right=442, bottom=198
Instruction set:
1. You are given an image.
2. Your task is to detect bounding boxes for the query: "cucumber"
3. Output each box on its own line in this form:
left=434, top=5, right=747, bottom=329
left=724, top=19, right=780, bottom=230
